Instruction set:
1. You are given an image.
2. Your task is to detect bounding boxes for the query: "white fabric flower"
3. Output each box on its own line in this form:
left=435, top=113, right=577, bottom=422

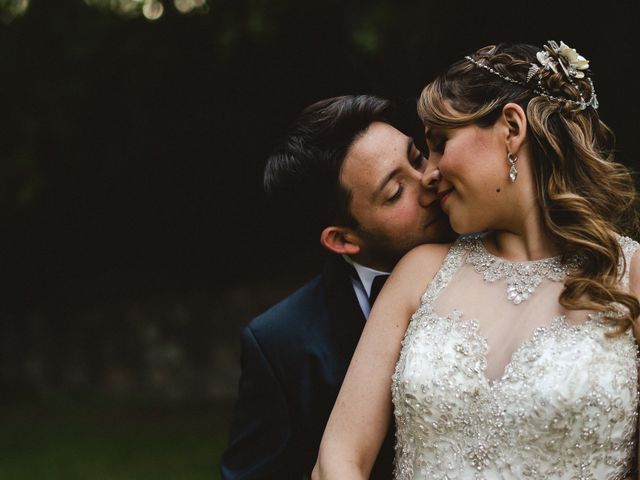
left=557, top=41, right=590, bottom=78
left=536, top=41, right=590, bottom=79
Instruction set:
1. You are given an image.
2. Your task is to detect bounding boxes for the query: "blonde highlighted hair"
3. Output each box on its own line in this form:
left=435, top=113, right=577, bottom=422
left=419, top=43, right=640, bottom=337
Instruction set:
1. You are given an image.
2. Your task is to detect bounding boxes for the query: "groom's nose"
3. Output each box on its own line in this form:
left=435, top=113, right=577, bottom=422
left=421, top=167, right=441, bottom=190
left=418, top=168, right=441, bottom=208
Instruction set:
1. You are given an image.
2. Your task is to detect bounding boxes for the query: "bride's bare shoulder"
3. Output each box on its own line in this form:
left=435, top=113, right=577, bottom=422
left=395, top=242, right=452, bottom=276
left=385, top=242, right=453, bottom=309
left=403, top=242, right=452, bottom=264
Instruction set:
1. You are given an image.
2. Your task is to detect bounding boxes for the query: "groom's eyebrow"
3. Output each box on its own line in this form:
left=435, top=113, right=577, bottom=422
left=374, top=137, right=414, bottom=195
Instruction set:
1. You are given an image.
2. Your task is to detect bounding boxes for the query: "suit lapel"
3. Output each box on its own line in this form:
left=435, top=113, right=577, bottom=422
left=319, top=255, right=396, bottom=480
left=321, top=255, right=366, bottom=363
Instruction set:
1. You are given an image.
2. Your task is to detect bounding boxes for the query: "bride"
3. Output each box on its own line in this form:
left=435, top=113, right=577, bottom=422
left=312, top=42, right=640, bottom=479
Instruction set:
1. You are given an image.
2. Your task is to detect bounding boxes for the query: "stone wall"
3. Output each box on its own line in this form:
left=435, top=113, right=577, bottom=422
left=3, top=274, right=309, bottom=400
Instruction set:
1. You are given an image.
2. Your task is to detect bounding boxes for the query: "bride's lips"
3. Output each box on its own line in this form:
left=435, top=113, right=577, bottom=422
left=437, top=187, right=454, bottom=204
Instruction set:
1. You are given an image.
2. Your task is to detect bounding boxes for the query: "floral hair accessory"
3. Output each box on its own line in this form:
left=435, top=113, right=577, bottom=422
left=465, top=40, right=598, bottom=111
left=536, top=40, right=590, bottom=79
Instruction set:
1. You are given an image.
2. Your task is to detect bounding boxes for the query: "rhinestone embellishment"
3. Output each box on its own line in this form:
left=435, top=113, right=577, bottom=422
left=391, top=235, right=640, bottom=479
left=466, top=237, right=577, bottom=304
left=509, top=163, right=518, bottom=182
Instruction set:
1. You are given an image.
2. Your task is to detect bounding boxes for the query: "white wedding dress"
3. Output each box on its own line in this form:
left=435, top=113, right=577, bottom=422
left=392, top=235, right=639, bottom=479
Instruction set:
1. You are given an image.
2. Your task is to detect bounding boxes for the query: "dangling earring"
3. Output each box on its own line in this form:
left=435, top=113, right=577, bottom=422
left=508, top=152, right=518, bottom=183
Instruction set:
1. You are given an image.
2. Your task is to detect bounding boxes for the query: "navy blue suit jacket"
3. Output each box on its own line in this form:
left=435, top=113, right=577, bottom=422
left=221, top=255, right=395, bottom=479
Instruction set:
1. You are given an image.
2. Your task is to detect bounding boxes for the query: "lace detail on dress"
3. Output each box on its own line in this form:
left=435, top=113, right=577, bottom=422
left=392, top=236, right=639, bottom=480
left=465, top=235, right=579, bottom=305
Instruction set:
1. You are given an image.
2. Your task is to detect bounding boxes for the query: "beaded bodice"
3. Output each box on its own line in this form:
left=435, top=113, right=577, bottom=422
left=391, top=235, right=639, bottom=480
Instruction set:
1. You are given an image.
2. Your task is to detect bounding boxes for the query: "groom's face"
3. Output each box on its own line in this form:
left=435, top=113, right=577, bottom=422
left=340, top=122, right=452, bottom=271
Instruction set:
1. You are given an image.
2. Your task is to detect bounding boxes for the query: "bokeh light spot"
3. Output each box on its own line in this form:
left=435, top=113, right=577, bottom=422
left=0, top=0, right=30, bottom=24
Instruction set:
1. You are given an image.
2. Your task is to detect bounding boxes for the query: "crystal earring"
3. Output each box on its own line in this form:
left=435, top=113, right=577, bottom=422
left=508, top=152, right=518, bottom=182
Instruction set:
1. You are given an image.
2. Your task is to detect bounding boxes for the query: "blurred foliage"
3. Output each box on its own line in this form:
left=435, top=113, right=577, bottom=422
left=0, top=2, right=637, bottom=277
left=0, top=0, right=638, bottom=397
left=83, top=0, right=208, bottom=20
left=0, top=0, right=208, bottom=23
left=0, top=396, right=231, bottom=479
left=0, top=0, right=29, bottom=24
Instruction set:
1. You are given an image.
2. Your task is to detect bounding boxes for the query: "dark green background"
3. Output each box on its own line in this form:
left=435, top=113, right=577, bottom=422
left=2, top=0, right=639, bottom=478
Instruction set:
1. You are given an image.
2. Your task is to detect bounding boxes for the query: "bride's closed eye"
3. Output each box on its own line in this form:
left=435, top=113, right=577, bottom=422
left=430, top=137, right=447, bottom=154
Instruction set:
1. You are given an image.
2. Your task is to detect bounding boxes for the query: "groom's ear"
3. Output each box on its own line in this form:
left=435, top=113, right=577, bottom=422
left=320, top=226, right=361, bottom=256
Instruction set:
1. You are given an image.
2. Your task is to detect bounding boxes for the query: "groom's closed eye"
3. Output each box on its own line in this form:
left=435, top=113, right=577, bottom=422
left=386, top=184, right=404, bottom=204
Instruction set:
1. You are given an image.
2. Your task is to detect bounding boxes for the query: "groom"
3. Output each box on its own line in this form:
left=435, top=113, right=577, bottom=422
left=221, top=95, right=452, bottom=479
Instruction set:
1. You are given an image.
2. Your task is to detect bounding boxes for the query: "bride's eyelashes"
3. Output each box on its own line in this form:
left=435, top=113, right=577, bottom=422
left=425, top=129, right=448, bottom=155
left=431, top=137, right=447, bottom=154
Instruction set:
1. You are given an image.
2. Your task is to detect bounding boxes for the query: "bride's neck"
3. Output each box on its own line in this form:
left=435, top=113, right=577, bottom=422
left=483, top=209, right=557, bottom=262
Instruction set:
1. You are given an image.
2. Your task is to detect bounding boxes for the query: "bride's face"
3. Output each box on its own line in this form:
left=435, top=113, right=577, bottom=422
left=425, top=121, right=522, bottom=234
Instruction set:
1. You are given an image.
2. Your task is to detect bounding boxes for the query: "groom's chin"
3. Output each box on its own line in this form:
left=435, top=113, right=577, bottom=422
left=423, top=215, right=455, bottom=245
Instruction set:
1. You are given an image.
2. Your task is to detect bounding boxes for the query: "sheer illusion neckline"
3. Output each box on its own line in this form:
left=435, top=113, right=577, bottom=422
left=465, top=236, right=574, bottom=305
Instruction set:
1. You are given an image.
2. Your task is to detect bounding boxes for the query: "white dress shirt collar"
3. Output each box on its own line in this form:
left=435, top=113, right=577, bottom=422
left=342, top=255, right=389, bottom=318
left=342, top=255, right=389, bottom=297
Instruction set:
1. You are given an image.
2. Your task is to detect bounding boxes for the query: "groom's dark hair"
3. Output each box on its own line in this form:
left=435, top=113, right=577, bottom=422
left=264, top=95, right=395, bottom=236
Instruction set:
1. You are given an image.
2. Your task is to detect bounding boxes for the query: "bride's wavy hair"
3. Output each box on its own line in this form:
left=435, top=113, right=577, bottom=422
left=418, top=43, right=640, bottom=338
